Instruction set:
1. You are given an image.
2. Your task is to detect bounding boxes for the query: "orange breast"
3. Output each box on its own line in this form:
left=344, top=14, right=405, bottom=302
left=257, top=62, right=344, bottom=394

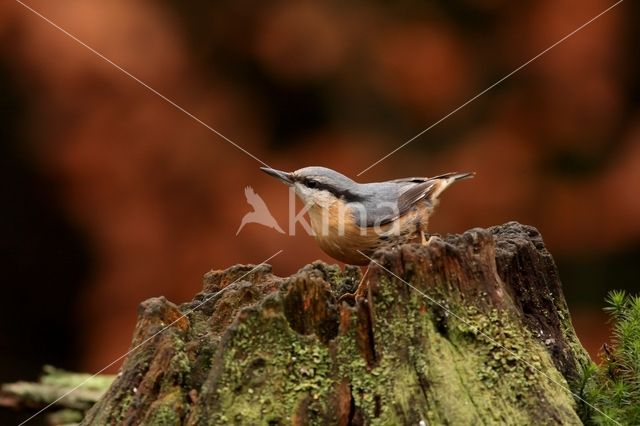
left=307, top=201, right=431, bottom=265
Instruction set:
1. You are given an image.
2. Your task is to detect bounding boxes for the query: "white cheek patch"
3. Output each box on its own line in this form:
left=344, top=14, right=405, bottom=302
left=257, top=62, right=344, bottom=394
left=293, top=182, right=332, bottom=206
left=311, top=191, right=335, bottom=209
left=293, top=183, right=310, bottom=202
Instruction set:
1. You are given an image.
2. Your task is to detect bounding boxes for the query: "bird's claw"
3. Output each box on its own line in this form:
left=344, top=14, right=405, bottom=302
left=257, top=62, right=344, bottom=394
left=338, top=292, right=357, bottom=306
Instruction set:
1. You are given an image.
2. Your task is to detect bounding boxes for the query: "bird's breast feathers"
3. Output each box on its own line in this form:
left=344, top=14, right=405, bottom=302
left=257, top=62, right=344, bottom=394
left=307, top=200, right=429, bottom=264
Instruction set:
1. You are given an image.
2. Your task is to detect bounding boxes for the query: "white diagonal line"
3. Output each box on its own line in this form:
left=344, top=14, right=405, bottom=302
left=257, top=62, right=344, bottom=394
left=357, top=0, right=624, bottom=176
left=14, top=0, right=271, bottom=169
left=358, top=250, right=620, bottom=426
left=17, top=250, right=283, bottom=425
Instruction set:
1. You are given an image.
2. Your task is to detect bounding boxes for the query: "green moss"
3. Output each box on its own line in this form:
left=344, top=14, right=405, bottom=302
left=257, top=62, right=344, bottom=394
left=457, top=307, right=541, bottom=392
left=430, top=304, right=579, bottom=424
left=124, top=262, right=584, bottom=425
left=168, top=336, right=191, bottom=383
left=333, top=282, right=432, bottom=425
left=316, top=262, right=359, bottom=296
left=45, top=408, right=83, bottom=424
left=147, top=404, right=180, bottom=425
left=143, top=387, right=185, bottom=426
left=115, top=392, right=133, bottom=423
left=209, top=295, right=334, bottom=424
left=188, top=311, right=212, bottom=340
left=335, top=313, right=380, bottom=422
left=335, top=272, right=581, bottom=425
left=41, top=366, right=116, bottom=390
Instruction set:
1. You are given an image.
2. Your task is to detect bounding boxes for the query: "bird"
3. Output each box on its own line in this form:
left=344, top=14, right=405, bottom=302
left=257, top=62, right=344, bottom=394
left=236, top=186, right=285, bottom=235
left=261, top=166, right=474, bottom=265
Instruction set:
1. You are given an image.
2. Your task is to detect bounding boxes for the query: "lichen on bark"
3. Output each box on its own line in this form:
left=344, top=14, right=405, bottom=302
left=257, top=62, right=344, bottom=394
left=75, top=222, right=591, bottom=425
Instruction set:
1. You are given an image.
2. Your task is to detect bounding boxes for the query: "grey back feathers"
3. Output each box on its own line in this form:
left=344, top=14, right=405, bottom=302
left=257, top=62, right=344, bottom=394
left=292, top=167, right=474, bottom=228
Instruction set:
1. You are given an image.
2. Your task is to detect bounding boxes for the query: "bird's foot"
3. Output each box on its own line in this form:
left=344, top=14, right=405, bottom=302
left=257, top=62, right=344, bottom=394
left=426, top=235, right=441, bottom=245
left=339, top=265, right=370, bottom=306
left=338, top=292, right=358, bottom=306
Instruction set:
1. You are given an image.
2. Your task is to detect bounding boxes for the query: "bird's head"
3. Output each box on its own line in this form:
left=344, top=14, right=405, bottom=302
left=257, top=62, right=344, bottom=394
left=260, top=166, right=359, bottom=208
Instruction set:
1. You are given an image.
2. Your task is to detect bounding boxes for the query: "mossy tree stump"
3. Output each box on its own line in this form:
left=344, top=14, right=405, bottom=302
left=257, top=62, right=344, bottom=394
left=80, top=222, right=591, bottom=425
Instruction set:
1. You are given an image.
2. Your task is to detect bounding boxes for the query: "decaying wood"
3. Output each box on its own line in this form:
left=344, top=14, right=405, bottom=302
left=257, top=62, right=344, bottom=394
left=3, top=222, right=593, bottom=425
left=0, top=366, right=114, bottom=424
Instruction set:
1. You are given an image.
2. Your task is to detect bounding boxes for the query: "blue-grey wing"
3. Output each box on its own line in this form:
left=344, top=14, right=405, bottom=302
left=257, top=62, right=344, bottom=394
left=348, top=181, right=434, bottom=228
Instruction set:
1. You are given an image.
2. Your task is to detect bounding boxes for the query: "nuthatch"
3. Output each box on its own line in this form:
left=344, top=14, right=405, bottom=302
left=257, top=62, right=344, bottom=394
left=261, top=166, right=474, bottom=265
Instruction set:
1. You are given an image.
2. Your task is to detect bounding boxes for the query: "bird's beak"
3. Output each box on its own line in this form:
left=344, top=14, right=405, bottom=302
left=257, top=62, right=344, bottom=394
left=260, top=167, right=294, bottom=185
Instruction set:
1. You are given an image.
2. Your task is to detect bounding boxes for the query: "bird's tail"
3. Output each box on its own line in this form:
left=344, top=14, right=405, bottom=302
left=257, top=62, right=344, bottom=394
left=431, top=171, right=475, bottom=182
left=429, top=172, right=475, bottom=199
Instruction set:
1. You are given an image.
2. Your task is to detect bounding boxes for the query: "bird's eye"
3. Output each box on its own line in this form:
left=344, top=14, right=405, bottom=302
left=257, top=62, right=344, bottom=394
left=305, top=179, right=319, bottom=189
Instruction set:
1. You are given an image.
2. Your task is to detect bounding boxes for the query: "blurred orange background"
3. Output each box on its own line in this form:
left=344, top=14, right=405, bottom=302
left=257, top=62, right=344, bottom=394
left=1, top=0, right=638, bottom=408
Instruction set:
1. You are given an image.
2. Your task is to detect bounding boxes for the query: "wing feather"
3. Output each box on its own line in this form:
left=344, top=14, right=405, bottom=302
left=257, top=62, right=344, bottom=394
left=349, top=172, right=473, bottom=228
left=350, top=181, right=433, bottom=227
left=396, top=181, right=435, bottom=216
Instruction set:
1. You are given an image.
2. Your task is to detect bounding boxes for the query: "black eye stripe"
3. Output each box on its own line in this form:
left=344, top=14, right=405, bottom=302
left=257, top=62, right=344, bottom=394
left=304, top=178, right=319, bottom=188
left=299, top=177, right=363, bottom=202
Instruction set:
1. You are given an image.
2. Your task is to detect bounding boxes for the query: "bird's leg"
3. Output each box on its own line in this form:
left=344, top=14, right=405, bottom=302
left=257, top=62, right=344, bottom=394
left=416, top=221, right=428, bottom=245
left=339, top=265, right=370, bottom=305
left=355, top=265, right=370, bottom=298
left=417, top=213, right=433, bottom=245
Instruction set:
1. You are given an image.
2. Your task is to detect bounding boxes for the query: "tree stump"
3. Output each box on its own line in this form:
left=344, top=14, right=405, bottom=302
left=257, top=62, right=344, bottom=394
left=80, top=222, right=591, bottom=425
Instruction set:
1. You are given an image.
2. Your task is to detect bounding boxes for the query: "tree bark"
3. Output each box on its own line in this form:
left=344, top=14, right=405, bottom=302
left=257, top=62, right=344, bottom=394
left=72, top=222, right=591, bottom=424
